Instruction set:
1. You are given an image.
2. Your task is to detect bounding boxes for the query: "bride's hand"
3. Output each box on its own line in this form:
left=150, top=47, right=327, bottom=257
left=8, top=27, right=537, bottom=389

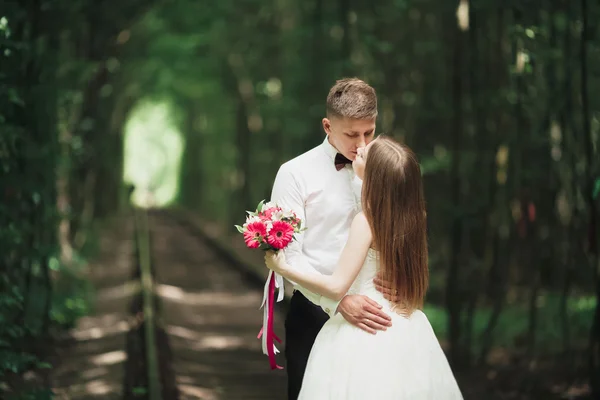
left=264, top=250, right=287, bottom=273
left=373, top=271, right=402, bottom=303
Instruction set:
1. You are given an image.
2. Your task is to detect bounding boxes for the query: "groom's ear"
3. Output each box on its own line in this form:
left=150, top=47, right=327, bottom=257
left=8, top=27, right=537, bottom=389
left=322, top=118, right=332, bottom=134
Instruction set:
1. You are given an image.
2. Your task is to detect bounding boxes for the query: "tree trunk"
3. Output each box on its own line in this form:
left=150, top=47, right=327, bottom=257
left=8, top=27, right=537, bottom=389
left=339, top=0, right=351, bottom=75
left=310, top=0, right=325, bottom=144
left=446, top=3, right=466, bottom=366
left=179, top=100, right=204, bottom=209
left=233, top=95, right=252, bottom=228
left=580, top=0, right=600, bottom=395
left=478, top=7, right=508, bottom=365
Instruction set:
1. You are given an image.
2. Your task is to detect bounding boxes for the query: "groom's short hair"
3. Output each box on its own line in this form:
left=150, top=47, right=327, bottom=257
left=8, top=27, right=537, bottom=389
left=326, top=78, right=378, bottom=120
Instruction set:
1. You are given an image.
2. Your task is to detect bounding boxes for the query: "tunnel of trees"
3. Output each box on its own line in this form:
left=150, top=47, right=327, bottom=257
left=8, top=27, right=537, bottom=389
left=1, top=0, right=599, bottom=397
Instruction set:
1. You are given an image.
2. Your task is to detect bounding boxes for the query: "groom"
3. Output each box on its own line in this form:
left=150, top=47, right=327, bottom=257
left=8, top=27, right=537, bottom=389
left=270, top=78, right=393, bottom=399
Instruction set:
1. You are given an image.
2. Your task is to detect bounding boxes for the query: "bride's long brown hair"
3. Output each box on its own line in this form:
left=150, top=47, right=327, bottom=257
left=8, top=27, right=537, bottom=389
left=362, top=136, right=428, bottom=311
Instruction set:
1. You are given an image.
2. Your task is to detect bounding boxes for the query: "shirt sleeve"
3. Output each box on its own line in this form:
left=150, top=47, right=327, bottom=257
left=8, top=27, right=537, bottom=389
left=270, top=163, right=341, bottom=317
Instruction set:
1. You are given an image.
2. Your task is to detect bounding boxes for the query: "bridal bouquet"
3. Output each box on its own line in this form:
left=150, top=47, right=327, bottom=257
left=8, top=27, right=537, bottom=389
left=235, top=200, right=304, bottom=370
left=235, top=200, right=303, bottom=250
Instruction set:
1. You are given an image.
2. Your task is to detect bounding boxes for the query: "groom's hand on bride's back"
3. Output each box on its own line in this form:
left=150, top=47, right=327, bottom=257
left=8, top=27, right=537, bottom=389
left=337, top=295, right=392, bottom=334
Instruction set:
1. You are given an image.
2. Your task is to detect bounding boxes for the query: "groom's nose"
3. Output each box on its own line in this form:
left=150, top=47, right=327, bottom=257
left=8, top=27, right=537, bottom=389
left=357, top=135, right=366, bottom=149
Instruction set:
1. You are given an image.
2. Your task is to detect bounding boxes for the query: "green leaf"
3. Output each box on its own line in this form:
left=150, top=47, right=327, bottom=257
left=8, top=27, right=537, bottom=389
left=0, top=350, right=36, bottom=374
left=8, top=88, right=23, bottom=106
left=234, top=225, right=244, bottom=233
left=256, top=199, right=265, bottom=212
left=132, top=387, right=148, bottom=395
left=37, top=361, right=52, bottom=369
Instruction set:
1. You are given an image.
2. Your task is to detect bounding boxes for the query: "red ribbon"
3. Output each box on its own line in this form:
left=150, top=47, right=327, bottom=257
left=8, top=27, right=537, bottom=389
left=257, top=275, right=283, bottom=369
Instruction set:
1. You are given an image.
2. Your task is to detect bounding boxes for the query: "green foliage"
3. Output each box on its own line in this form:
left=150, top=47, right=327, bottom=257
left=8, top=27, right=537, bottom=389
left=426, top=294, right=596, bottom=352
left=132, top=386, right=148, bottom=396
left=0, top=351, right=37, bottom=377
left=1, top=0, right=58, bottom=385
left=3, top=389, right=54, bottom=400
left=49, top=260, right=93, bottom=329
left=1, top=0, right=144, bottom=394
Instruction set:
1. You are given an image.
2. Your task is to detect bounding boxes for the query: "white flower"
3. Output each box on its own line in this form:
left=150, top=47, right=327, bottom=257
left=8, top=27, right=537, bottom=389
left=243, top=215, right=261, bottom=227
left=282, top=209, right=295, bottom=219
left=263, top=201, right=277, bottom=210
left=271, top=210, right=284, bottom=221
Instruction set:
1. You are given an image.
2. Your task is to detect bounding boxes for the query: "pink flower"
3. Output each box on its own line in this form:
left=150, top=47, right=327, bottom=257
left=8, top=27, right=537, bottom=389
left=266, top=221, right=294, bottom=249
left=244, top=221, right=267, bottom=249
left=260, top=206, right=281, bottom=221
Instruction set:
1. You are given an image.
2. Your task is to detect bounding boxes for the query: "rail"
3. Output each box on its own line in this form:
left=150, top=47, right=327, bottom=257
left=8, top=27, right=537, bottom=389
left=133, top=208, right=162, bottom=400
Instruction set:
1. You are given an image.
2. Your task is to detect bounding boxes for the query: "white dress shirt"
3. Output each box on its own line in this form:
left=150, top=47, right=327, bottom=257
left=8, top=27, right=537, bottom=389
left=271, top=136, right=363, bottom=317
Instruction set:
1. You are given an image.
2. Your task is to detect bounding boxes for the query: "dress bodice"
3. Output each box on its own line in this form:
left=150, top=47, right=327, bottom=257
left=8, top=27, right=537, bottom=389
left=347, top=248, right=380, bottom=297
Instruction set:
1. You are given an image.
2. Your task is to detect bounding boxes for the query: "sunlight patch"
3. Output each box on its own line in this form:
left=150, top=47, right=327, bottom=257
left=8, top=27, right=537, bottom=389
left=123, top=100, right=184, bottom=207
left=91, top=350, right=127, bottom=366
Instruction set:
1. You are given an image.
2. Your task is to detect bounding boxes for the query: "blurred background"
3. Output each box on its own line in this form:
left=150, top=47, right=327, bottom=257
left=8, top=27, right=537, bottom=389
left=1, top=0, right=599, bottom=399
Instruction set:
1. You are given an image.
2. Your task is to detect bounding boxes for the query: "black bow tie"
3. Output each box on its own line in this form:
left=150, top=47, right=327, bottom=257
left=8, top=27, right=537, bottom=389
left=334, top=153, right=352, bottom=171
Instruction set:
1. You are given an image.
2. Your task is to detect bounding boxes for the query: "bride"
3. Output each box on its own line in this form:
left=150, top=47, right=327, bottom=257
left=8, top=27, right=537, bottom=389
left=265, top=136, right=463, bottom=399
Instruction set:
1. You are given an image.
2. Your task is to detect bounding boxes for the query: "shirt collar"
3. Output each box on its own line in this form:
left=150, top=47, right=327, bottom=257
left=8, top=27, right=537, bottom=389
left=322, top=135, right=339, bottom=162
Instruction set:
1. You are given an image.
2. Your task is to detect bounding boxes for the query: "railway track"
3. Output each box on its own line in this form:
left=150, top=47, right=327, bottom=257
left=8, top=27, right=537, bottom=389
left=130, top=209, right=288, bottom=399
left=53, top=209, right=287, bottom=399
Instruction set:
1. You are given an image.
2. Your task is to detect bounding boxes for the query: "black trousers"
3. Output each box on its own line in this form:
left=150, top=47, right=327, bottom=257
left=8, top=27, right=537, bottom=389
left=285, top=291, right=329, bottom=400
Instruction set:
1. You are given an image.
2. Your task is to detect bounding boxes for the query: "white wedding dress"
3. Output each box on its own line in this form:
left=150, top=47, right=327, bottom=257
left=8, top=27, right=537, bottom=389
left=298, top=249, right=463, bottom=400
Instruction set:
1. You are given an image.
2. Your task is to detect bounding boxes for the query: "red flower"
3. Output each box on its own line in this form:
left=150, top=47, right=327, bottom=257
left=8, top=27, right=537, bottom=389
left=267, top=221, right=294, bottom=249
left=244, top=221, right=267, bottom=249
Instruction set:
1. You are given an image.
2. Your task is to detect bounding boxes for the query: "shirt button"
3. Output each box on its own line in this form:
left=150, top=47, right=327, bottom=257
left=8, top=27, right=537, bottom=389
left=325, top=308, right=331, bottom=314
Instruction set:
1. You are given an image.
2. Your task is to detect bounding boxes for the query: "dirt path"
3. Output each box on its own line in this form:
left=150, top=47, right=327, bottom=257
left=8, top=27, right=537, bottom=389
left=51, top=217, right=137, bottom=399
